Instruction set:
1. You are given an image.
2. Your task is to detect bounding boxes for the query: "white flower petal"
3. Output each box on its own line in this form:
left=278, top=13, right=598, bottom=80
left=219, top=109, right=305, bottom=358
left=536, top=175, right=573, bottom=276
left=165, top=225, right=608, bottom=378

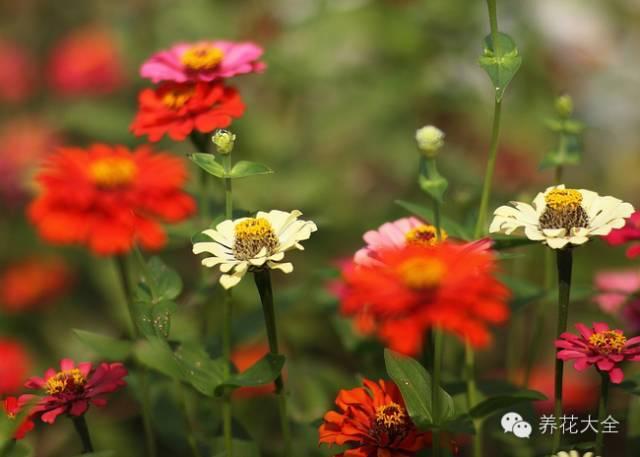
left=546, top=237, right=570, bottom=249
left=220, top=272, right=244, bottom=289
left=542, top=228, right=567, bottom=237
left=268, top=262, right=293, bottom=273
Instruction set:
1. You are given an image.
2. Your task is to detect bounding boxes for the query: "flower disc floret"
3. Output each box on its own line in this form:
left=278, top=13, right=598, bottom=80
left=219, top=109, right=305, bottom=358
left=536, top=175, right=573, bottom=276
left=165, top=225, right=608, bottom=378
left=89, top=156, right=137, bottom=188
left=44, top=368, right=86, bottom=395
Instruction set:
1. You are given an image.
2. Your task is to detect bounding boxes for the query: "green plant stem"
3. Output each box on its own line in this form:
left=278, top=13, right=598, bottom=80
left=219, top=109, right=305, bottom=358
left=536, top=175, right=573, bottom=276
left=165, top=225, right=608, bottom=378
left=486, top=0, right=499, bottom=46
left=552, top=248, right=573, bottom=453
left=596, top=374, right=610, bottom=457
left=72, top=416, right=94, bottom=454
left=177, top=381, right=202, bottom=457
left=254, top=269, right=292, bottom=457
left=432, top=327, right=444, bottom=457
left=140, top=369, right=157, bottom=457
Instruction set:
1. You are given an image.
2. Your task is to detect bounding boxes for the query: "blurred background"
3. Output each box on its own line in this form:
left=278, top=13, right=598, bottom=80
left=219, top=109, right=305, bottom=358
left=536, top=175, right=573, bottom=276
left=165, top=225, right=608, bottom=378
left=1, top=0, right=640, bottom=456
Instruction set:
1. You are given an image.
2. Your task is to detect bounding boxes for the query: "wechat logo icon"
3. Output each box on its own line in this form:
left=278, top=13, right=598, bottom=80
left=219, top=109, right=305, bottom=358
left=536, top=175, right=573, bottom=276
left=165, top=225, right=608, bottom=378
left=501, top=412, right=532, bottom=439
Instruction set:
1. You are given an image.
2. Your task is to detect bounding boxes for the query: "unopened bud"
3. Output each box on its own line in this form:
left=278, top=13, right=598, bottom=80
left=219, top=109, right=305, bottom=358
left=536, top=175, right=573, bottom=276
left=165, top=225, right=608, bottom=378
left=555, top=94, right=574, bottom=118
left=415, top=125, right=445, bottom=157
left=212, top=129, right=236, bottom=155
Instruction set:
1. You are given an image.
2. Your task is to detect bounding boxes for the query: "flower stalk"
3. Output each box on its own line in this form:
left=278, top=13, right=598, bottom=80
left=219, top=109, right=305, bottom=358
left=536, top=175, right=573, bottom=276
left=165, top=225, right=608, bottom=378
left=72, top=416, right=94, bottom=454
left=596, top=373, right=610, bottom=456
left=552, top=247, right=573, bottom=452
left=254, top=269, right=292, bottom=457
left=432, top=327, right=444, bottom=457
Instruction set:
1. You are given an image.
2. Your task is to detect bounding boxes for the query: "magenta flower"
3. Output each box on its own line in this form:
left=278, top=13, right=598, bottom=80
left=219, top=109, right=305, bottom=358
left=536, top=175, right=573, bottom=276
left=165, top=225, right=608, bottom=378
left=605, top=211, right=640, bottom=258
left=23, top=358, right=127, bottom=423
left=594, top=270, right=640, bottom=314
left=140, top=41, right=266, bottom=84
left=555, top=322, right=640, bottom=383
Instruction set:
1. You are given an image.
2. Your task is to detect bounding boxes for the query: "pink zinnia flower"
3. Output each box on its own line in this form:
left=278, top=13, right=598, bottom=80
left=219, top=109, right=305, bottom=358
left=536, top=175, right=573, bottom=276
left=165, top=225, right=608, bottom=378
left=0, top=39, right=35, bottom=103
left=23, top=358, right=127, bottom=423
left=140, top=40, right=266, bottom=84
left=605, top=211, right=640, bottom=258
left=555, top=322, right=640, bottom=384
left=594, top=270, right=640, bottom=314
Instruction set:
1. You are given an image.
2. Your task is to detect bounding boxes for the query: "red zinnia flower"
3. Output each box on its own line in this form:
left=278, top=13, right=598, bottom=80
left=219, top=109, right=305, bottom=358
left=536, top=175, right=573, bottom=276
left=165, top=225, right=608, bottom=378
left=605, top=211, right=640, bottom=259
left=231, top=342, right=274, bottom=398
left=28, top=144, right=196, bottom=255
left=338, top=243, right=510, bottom=355
left=556, top=322, right=640, bottom=384
left=47, top=25, right=125, bottom=96
left=24, top=358, right=127, bottom=424
left=0, top=39, right=35, bottom=103
left=0, top=257, right=71, bottom=313
left=0, top=339, right=31, bottom=395
left=319, top=378, right=431, bottom=456
left=3, top=397, right=35, bottom=440
left=131, top=81, right=244, bottom=142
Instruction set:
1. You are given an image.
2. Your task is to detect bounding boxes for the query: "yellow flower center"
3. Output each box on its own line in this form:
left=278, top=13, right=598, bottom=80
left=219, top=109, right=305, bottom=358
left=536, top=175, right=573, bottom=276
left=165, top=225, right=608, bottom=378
left=588, top=330, right=627, bottom=355
left=161, top=85, right=195, bottom=109
left=375, top=402, right=407, bottom=428
left=89, top=157, right=137, bottom=188
left=397, top=257, right=445, bottom=290
left=405, top=224, right=448, bottom=246
left=233, top=217, right=280, bottom=261
left=44, top=368, right=87, bottom=395
left=544, top=189, right=583, bottom=211
left=181, top=44, right=224, bottom=70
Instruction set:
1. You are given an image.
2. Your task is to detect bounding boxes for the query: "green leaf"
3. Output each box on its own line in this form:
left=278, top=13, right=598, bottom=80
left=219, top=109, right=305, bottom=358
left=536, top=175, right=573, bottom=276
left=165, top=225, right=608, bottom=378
left=188, top=153, right=225, bottom=178
left=395, top=200, right=471, bottom=240
left=228, top=160, right=273, bottom=179
left=384, top=349, right=455, bottom=429
left=418, top=174, right=448, bottom=204
left=469, top=390, right=547, bottom=419
left=146, top=256, right=183, bottom=301
left=211, top=437, right=259, bottom=457
left=478, top=32, right=522, bottom=102
left=134, top=338, right=184, bottom=380
left=137, top=300, right=178, bottom=339
left=499, top=276, right=546, bottom=313
left=490, top=235, right=538, bottom=251
left=215, top=353, right=285, bottom=396
left=73, top=329, right=132, bottom=360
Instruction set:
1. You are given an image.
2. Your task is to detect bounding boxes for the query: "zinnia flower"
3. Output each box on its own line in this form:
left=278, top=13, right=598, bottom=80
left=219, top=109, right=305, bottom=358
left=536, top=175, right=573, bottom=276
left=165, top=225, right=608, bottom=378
left=605, top=211, right=640, bottom=258
left=556, top=322, right=640, bottom=384
left=131, top=81, right=244, bottom=142
left=24, top=359, right=127, bottom=423
left=0, top=257, right=71, bottom=313
left=0, top=39, right=35, bottom=103
left=319, top=378, right=431, bottom=456
left=193, top=210, right=317, bottom=289
left=231, top=341, right=278, bottom=398
left=489, top=185, right=634, bottom=249
left=3, top=397, right=35, bottom=440
left=0, top=339, right=31, bottom=394
left=47, top=25, right=124, bottom=96
left=140, top=40, right=266, bottom=83
left=552, top=452, right=598, bottom=457
left=28, top=144, right=196, bottom=255
left=339, top=243, right=510, bottom=355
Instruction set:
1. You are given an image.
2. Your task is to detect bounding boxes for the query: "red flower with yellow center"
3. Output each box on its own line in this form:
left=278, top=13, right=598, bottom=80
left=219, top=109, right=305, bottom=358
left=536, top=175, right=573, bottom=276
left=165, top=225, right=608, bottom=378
left=3, top=397, right=35, bottom=440
left=319, top=378, right=431, bottom=456
left=131, top=81, right=244, bottom=142
left=28, top=144, right=196, bottom=255
left=339, top=243, right=510, bottom=355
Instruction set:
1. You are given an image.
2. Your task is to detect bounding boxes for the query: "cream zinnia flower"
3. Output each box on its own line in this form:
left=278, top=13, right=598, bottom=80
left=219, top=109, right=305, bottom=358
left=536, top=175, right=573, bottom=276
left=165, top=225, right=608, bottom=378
left=490, top=185, right=634, bottom=249
left=193, top=210, right=317, bottom=289
left=551, top=451, right=598, bottom=457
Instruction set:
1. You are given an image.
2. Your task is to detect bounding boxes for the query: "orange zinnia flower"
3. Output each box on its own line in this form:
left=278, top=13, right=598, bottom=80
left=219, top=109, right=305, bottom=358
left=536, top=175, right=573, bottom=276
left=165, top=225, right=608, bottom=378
left=319, top=378, right=431, bottom=456
left=28, top=144, right=196, bottom=255
left=131, top=81, right=244, bottom=142
left=338, top=243, right=510, bottom=355
left=0, top=257, right=70, bottom=313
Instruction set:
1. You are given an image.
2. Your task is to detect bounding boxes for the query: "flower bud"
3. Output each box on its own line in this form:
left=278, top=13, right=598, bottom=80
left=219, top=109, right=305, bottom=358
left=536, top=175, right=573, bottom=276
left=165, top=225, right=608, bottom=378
left=212, top=129, right=236, bottom=155
left=415, top=125, right=444, bottom=157
left=555, top=94, right=574, bottom=118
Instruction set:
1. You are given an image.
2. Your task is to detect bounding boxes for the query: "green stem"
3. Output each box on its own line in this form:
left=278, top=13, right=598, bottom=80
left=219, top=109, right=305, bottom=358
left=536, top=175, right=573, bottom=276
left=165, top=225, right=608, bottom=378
left=254, top=270, right=292, bottom=457
left=432, top=327, right=444, bottom=457
left=552, top=248, right=573, bottom=453
left=72, top=416, right=94, bottom=454
left=177, top=381, right=202, bottom=457
left=596, top=374, right=610, bottom=457
left=222, top=155, right=233, bottom=220
left=115, top=256, right=137, bottom=338
left=140, top=370, right=158, bottom=457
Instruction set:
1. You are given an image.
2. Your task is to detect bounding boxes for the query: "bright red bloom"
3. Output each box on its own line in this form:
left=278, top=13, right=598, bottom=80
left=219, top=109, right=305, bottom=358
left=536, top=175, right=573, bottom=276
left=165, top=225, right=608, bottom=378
left=24, top=359, right=127, bottom=424
left=605, top=211, right=640, bottom=259
left=0, top=39, right=35, bottom=103
left=131, top=81, right=244, bottom=142
left=0, top=257, right=71, bottom=313
left=47, top=26, right=124, bottom=96
left=28, top=144, right=196, bottom=255
left=338, top=243, right=510, bottom=355
left=319, top=378, right=431, bottom=456
left=556, top=322, right=640, bottom=384
left=3, top=396, right=35, bottom=440
left=0, top=339, right=31, bottom=395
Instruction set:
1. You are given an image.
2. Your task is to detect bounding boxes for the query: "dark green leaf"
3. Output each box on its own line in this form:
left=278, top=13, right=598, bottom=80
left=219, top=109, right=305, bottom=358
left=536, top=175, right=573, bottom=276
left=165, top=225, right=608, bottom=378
left=73, top=329, right=132, bottom=360
left=469, top=390, right=547, bottom=419
left=188, top=153, right=226, bottom=178
left=499, top=276, right=546, bottom=313
left=134, top=338, right=183, bottom=380
left=478, top=32, right=522, bottom=102
left=146, top=256, right=183, bottom=301
left=137, top=300, right=178, bottom=339
left=490, top=235, right=537, bottom=251
left=228, top=160, right=273, bottom=179
left=396, top=200, right=471, bottom=240
left=215, top=353, right=285, bottom=396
